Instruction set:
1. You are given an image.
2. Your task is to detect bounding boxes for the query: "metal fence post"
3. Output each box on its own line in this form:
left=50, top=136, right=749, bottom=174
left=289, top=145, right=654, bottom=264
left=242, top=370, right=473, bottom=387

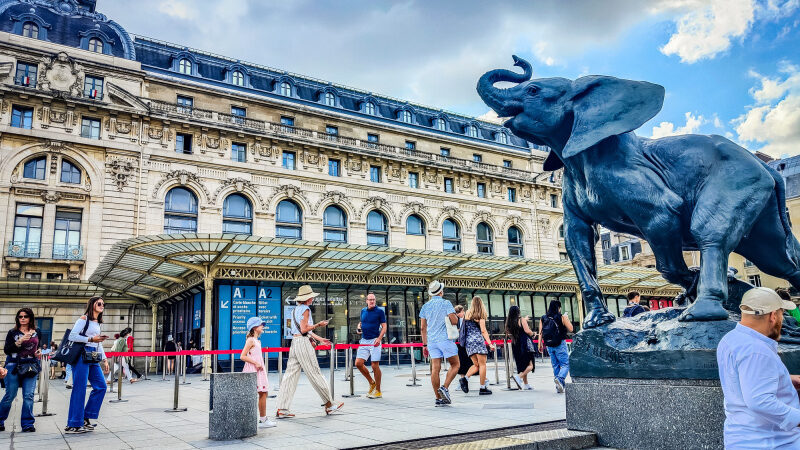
left=502, top=341, right=518, bottom=390
left=342, top=347, right=360, bottom=398
left=161, top=355, right=167, bottom=382
left=276, top=350, right=283, bottom=391
left=35, top=354, right=55, bottom=416
left=110, top=356, right=128, bottom=403
left=406, top=346, right=420, bottom=387
left=108, top=356, right=116, bottom=393
left=491, top=344, right=500, bottom=385
left=165, top=356, right=187, bottom=412
left=230, top=352, right=235, bottom=373
left=143, top=356, right=150, bottom=381
left=181, top=353, right=191, bottom=385
left=328, top=345, right=336, bottom=399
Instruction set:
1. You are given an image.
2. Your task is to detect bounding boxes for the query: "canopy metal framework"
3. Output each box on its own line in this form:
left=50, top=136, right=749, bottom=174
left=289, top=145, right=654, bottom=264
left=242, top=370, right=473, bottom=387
left=0, top=278, right=135, bottom=303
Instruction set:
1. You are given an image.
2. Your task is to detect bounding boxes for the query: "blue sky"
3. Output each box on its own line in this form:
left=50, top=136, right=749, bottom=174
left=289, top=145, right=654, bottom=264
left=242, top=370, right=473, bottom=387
left=101, top=0, right=800, bottom=157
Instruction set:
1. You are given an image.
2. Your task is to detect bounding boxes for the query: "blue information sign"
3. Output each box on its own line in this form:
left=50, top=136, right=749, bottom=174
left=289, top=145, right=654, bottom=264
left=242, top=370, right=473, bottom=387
left=257, top=284, right=282, bottom=357
left=192, top=293, right=202, bottom=329
left=231, top=285, right=257, bottom=357
left=216, top=282, right=281, bottom=361
left=217, top=285, right=232, bottom=360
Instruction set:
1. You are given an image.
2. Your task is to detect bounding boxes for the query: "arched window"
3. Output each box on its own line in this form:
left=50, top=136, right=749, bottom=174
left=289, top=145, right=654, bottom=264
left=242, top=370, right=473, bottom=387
left=406, top=214, right=425, bottom=236
left=508, top=226, right=523, bottom=257
left=23, top=156, right=46, bottom=180
left=276, top=200, right=302, bottom=238
left=434, top=118, right=446, bottom=131
left=280, top=81, right=292, bottom=97
left=466, top=125, right=478, bottom=138
left=442, top=219, right=461, bottom=252
left=558, top=224, right=564, bottom=239
left=476, top=222, right=493, bottom=255
left=323, top=205, right=347, bottom=243
left=178, top=58, right=192, bottom=75
left=364, top=102, right=376, bottom=115
left=324, top=92, right=335, bottom=106
left=232, top=70, right=244, bottom=86
left=222, top=194, right=252, bottom=234
left=164, top=187, right=198, bottom=234
left=88, top=37, right=103, bottom=53
left=22, top=22, right=38, bottom=39
left=366, top=210, right=388, bottom=246
left=497, top=133, right=508, bottom=144
left=399, top=110, right=412, bottom=123
left=60, top=160, right=81, bottom=184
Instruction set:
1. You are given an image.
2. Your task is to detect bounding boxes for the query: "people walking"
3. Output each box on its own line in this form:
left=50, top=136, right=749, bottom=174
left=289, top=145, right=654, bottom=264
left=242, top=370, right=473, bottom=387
left=48, top=341, right=58, bottom=379
left=109, top=329, right=138, bottom=384
left=420, top=280, right=460, bottom=406
left=506, top=305, right=536, bottom=390
left=65, top=296, right=110, bottom=434
left=455, top=305, right=473, bottom=393
left=275, top=285, right=343, bottom=418
left=241, top=317, right=276, bottom=428
left=538, top=300, right=573, bottom=393
left=164, top=335, right=177, bottom=375
left=623, top=291, right=646, bottom=317
left=355, top=293, right=387, bottom=399
left=462, top=296, right=495, bottom=395
left=717, top=287, right=800, bottom=448
left=0, top=308, right=41, bottom=432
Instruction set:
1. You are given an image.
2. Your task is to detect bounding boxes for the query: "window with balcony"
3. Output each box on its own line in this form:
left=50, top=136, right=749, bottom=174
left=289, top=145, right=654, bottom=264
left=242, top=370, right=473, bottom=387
left=399, top=110, right=412, bottom=123
left=405, top=141, right=416, bottom=151
left=80, top=117, right=101, bottom=139
left=280, top=116, right=294, bottom=127
left=60, top=160, right=81, bottom=184
left=370, top=165, right=382, bottom=183
left=325, top=125, right=338, bottom=141
left=442, top=219, right=461, bottom=252
left=367, top=210, right=389, bottom=246
left=11, top=105, right=33, bottom=129
left=280, top=81, right=292, bottom=96
left=22, top=22, right=38, bottom=39
left=223, top=194, right=252, bottom=235
left=282, top=151, right=296, bottom=170
left=434, top=118, right=446, bottom=130
left=231, top=106, right=246, bottom=117
left=88, top=37, right=103, bottom=53
left=444, top=177, right=454, bottom=193
left=178, top=58, right=192, bottom=75
left=367, top=133, right=379, bottom=148
left=83, top=75, right=103, bottom=99
left=508, top=187, right=517, bottom=202
left=324, top=92, right=335, bottom=106
left=329, top=158, right=341, bottom=177
left=54, top=208, right=82, bottom=259
left=477, top=183, right=486, bottom=198
left=503, top=160, right=512, bottom=168
left=477, top=222, right=494, bottom=255
left=12, top=204, right=43, bottom=258
left=323, top=205, right=347, bottom=243
left=175, top=133, right=192, bottom=154
left=14, top=62, right=37, bottom=87
left=164, top=187, right=198, bottom=234
left=550, top=194, right=558, bottom=208
left=508, top=226, right=523, bottom=257
left=231, top=142, right=247, bottom=162
left=466, top=125, right=478, bottom=138
left=473, top=154, right=482, bottom=163
left=440, top=147, right=450, bottom=157
left=409, top=172, right=419, bottom=188
left=177, top=95, right=193, bottom=113
left=364, top=102, right=376, bottom=115
left=23, top=157, right=46, bottom=180
left=232, top=70, right=244, bottom=86
left=276, top=200, right=302, bottom=238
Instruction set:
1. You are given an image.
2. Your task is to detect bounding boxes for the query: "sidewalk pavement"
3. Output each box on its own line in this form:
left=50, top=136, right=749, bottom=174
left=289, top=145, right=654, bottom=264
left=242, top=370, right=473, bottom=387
left=0, top=361, right=567, bottom=449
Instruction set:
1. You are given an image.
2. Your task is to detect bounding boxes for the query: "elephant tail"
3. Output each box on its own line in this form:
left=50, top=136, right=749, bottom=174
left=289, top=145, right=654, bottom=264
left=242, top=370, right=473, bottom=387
left=762, top=161, right=800, bottom=267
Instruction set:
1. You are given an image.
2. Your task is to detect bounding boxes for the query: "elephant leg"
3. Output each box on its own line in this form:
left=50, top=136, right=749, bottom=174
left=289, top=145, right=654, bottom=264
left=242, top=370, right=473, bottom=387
left=564, top=211, right=614, bottom=329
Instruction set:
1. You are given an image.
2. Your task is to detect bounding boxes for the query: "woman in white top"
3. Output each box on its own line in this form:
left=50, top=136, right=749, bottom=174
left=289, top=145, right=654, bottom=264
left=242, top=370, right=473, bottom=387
left=65, top=296, right=110, bottom=434
left=275, top=285, right=343, bottom=418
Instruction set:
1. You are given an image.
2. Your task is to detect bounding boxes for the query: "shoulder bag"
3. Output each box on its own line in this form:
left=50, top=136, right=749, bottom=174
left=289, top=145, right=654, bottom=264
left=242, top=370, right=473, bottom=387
left=52, top=318, right=92, bottom=365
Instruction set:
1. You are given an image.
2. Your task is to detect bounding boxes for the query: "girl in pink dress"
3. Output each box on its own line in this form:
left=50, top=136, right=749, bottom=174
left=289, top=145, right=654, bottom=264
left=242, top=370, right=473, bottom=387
left=242, top=317, right=276, bottom=428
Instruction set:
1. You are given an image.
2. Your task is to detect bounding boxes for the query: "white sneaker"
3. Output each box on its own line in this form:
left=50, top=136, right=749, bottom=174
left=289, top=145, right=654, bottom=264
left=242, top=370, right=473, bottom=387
left=258, top=417, right=277, bottom=428
left=554, top=377, right=565, bottom=393
left=512, top=374, right=523, bottom=389
left=523, top=384, right=533, bottom=390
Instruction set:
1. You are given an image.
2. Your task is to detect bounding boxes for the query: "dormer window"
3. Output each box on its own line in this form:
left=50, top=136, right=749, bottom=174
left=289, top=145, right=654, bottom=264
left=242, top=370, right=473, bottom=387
left=324, top=92, right=335, bottom=106
left=232, top=70, right=244, bottom=86
left=497, top=132, right=508, bottom=144
left=364, top=102, right=376, bottom=115
left=467, top=125, right=478, bottom=138
left=88, top=37, right=103, bottom=53
left=280, top=81, right=292, bottom=96
left=22, top=22, right=38, bottom=39
left=178, top=58, right=192, bottom=75
left=399, top=110, right=412, bottom=123
left=434, top=118, right=446, bottom=131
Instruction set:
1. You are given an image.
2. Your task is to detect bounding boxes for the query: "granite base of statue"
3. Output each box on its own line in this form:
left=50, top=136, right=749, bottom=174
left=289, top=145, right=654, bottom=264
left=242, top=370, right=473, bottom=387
left=209, top=372, right=258, bottom=440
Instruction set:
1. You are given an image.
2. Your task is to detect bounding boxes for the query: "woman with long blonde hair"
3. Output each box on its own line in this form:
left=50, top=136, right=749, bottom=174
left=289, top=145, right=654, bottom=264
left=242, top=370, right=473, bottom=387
left=462, top=296, right=495, bottom=395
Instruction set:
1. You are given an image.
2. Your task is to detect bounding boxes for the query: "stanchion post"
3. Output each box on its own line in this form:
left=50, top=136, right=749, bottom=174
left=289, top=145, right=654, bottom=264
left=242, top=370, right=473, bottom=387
left=342, top=347, right=360, bottom=398
left=110, top=356, right=128, bottom=403
left=230, top=352, right=235, bottom=373
left=36, top=354, right=55, bottom=417
left=182, top=353, right=191, bottom=385
left=143, top=356, right=150, bottom=381
left=213, top=353, right=218, bottom=374
left=161, top=355, right=167, bottom=381
left=406, top=345, right=420, bottom=387
left=491, top=343, right=500, bottom=386
left=35, top=355, right=43, bottom=403
left=328, top=345, right=336, bottom=399
left=502, top=341, right=518, bottom=391
left=276, top=350, right=283, bottom=391
left=108, top=356, right=116, bottom=393
left=165, top=356, right=187, bottom=412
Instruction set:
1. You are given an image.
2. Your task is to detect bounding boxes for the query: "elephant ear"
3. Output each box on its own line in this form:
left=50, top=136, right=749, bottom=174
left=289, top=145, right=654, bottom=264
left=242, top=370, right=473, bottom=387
left=563, top=76, right=664, bottom=159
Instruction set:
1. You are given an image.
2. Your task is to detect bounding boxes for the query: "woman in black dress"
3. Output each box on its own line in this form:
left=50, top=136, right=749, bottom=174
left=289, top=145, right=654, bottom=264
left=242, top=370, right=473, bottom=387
left=454, top=305, right=474, bottom=393
left=505, top=306, right=535, bottom=390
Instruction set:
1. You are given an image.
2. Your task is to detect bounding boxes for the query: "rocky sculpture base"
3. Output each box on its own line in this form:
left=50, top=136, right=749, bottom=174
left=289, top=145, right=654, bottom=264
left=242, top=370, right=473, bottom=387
left=566, top=377, right=724, bottom=450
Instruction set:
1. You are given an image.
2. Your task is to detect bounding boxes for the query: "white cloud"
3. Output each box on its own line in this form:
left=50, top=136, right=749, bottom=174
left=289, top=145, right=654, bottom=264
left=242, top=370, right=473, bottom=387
left=651, top=112, right=706, bottom=138
left=734, top=63, right=800, bottom=158
left=157, top=0, right=195, bottom=20
left=476, top=110, right=504, bottom=124
left=713, top=114, right=723, bottom=128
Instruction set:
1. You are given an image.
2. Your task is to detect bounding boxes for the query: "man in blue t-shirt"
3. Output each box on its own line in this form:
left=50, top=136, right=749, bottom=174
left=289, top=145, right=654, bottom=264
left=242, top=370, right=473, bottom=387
left=420, top=280, right=460, bottom=406
left=623, top=291, right=647, bottom=317
left=356, top=293, right=387, bottom=398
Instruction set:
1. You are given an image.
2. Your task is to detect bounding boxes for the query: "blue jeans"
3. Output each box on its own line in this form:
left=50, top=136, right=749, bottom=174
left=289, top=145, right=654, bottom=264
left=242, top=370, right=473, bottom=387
left=67, top=359, right=106, bottom=427
left=65, top=363, right=72, bottom=384
left=547, top=341, right=570, bottom=385
left=0, top=363, right=38, bottom=428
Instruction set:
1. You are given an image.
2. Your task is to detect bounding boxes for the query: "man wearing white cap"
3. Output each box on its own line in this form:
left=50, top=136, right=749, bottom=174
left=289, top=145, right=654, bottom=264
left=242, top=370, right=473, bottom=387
left=420, top=280, right=460, bottom=406
left=717, top=287, right=800, bottom=448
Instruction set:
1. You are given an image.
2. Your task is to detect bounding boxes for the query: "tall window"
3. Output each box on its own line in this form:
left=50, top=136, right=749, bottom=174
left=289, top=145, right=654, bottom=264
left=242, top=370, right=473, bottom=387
left=88, top=37, right=103, bottom=53
left=13, top=204, right=43, bottom=257
left=748, top=274, right=762, bottom=287
left=440, top=147, right=450, bottom=157
left=406, top=215, right=425, bottom=236
left=364, top=102, right=376, bottom=115
left=222, top=194, right=252, bottom=234
left=323, top=205, right=347, bottom=243
left=231, top=142, right=246, bottom=162
left=367, top=133, right=379, bottom=148
left=550, top=194, right=558, bottom=208
left=409, top=172, right=419, bottom=188
left=477, top=183, right=486, bottom=198
left=442, top=219, right=461, bottom=252
left=80, top=117, right=101, bottom=139
left=324, top=92, right=335, bottom=106
left=328, top=158, right=341, bottom=176
left=84, top=75, right=103, bottom=98
left=232, top=70, right=244, bottom=86
left=176, top=133, right=192, bottom=154
left=177, top=95, right=193, bottom=113
left=370, top=165, right=382, bottom=183
left=466, top=125, right=478, bottom=138
left=14, top=62, right=37, bottom=87
left=11, top=105, right=33, bottom=129
left=508, top=226, right=523, bottom=257
left=444, top=178, right=454, bottom=193
left=508, top=187, right=517, bottom=202
left=276, top=200, right=302, bottom=238
left=434, top=118, right=446, bottom=130
left=178, top=58, right=192, bottom=75
left=558, top=224, right=565, bottom=239
left=54, top=208, right=82, bottom=259
left=282, top=151, right=296, bottom=170
left=280, top=116, right=294, bottom=128
left=231, top=106, right=246, bottom=117
left=325, top=125, right=338, bottom=140
left=405, top=141, right=416, bottom=151
left=23, top=157, right=46, bottom=180
left=164, top=187, right=198, bottom=234
left=22, top=22, right=39, bottom=39
left=399, top=110, right=412, bottom=123
left=280, top=81, right=292, bottom=96
left=477, top=222, right=494, bottom=255
left=367, top=210, right=388, bottom=246
left=60, top=160, right=81, bottom=184
left=503, top=160, right=512, bottom=168
left=473, top=154, right=483, bottom=163
left=497, top=133, right=508, bottom=144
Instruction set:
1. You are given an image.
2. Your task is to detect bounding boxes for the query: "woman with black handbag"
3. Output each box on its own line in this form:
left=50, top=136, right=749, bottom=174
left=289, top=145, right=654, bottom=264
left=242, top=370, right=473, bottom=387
left=505, top=306, right=536, bottom=391
left=0, top=307, right=41, bottom=432
left=65, top=296, right=110, bottom=434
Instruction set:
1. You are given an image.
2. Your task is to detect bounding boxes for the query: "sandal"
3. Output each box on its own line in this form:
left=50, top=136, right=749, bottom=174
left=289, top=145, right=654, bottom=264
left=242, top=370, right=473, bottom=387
left=325, top=402, right=344, bottom=415
left=276, top=409, right=295, bottom=419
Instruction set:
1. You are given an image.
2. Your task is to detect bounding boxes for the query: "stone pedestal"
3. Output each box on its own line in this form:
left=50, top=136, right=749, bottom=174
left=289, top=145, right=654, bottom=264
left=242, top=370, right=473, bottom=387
left=566, top=377, right=724, bottom=450
left=209, top=372, right=257, bottom=440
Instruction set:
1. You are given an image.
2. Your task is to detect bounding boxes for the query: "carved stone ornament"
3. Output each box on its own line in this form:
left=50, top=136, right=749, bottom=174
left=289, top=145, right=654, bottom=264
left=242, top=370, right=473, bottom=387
left=50, top=110, right=67, bottom=124
left=462, top=179, right=472, bottom=189
left=147, top=127, right=163, bottom=140
left=350, top=159, right=363, bottom=172
left=107, top=157, right=136, bottom=191
left=151, top=170, right=210, bottom=199
left=469, top=211, right=495, bottom=230
left=436, top=206, right=465, bottom=226
left=312, top=190, right=356, bottom=215
left=397, top=202, right=428, bottom=226
left=306, top=153, right=319, bottom=165
left=39, top=52, right=84, bottom=97
left=210, top=178, right=267, bottom=209
left=538, top=216, right=551, bottom=234
left=115, top=121, right=132, bottom=134
left=359, top=196, right=395, bottom=223
left=41, top=190, right=62, bottom=203
left=49, top=154, right=59, bottom=174
left=206, top=137, right=220, bottom=150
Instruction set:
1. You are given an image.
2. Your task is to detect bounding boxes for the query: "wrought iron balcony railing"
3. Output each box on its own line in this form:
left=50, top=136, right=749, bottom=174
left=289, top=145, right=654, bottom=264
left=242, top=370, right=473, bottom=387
left=7, top=241, right=40, bottom=258
left=6, top=242, right=85, bottom=260
left=52, top=244, right=84, bottom=261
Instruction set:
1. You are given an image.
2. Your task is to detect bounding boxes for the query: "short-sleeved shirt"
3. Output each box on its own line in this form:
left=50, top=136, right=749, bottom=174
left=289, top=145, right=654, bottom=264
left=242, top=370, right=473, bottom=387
left=419, top=296, right=455, bottom=344
left=360, top=307, right=386, bottom=340
left=290, top=305, right=313, bottom=335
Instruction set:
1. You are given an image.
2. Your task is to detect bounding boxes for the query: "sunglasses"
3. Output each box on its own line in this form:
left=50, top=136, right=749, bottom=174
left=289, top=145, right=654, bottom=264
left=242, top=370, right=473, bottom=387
left=17, top=315, right=29, bottom=319
left=96, top=303, right=105, bottom=307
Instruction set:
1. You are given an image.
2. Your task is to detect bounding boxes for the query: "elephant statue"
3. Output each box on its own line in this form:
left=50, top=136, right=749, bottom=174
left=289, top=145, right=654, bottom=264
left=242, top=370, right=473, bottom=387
left=478, top=56, right=800, bottom=329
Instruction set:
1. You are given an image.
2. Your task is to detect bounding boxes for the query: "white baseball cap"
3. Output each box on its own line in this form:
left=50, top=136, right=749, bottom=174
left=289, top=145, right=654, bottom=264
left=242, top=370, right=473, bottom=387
left=741, top=287, right=796, bottom=315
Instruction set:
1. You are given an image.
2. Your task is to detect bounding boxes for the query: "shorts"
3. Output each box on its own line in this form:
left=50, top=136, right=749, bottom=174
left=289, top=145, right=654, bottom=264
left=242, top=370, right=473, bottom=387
left=356, top=338, right=382, bottom=362
left=427, top=340, right=458, bottom=359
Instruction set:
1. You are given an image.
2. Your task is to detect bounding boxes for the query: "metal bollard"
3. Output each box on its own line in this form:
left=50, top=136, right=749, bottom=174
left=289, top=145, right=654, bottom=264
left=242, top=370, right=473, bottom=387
left=230, top=352, right=235, bottom=373
left=342, top=347, right=360, bottom=398
left=265, top=351, right=276, bottom=398
left=502, top=341, right=518, bottom=391
left=110, top=356, right=128, bottom=403
left=181, top=353, right=191, bottom=385
left=328, top=345, right=336, bottom=399
left=36, top=354, right=55, bottom=417
left=276, top=350, right=283, bottom=391
left=161, top=355, right=167, bottom=381
left=35, top=356, right=43, bottom=403
left=406, top=346, right=420, bottom=387
left=143, top=356, right=150, bottom=381
left=109, top=356, right=116, bottom=393
left=165, top=356, right=187, bottom=413
left=491, top=344, right=500, bottom=385
left=213, top=353, right=218, bottom=374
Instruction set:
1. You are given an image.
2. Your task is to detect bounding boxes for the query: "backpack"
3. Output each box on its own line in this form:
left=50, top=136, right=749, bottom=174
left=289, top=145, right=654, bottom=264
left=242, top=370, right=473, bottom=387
left=541, top=314, right=563, bottom=347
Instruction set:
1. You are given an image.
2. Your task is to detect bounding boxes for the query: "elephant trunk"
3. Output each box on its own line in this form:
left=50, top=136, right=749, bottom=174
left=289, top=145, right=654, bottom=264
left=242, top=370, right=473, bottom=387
left=477, top=55, right=532, bottom=117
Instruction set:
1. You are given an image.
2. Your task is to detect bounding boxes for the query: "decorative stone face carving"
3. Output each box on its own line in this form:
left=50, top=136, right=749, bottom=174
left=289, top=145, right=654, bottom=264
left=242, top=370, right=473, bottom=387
left=210, top=178, right=267, bottom=209
left=41, top=190, right=62, bottom=203
left=107, top=157, right=136, bottom=191
left=39, top=52, right=84, bottom=97
left=152, top=170, right=210, bottom=199
left=538, top=216, right=551, bottom=234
